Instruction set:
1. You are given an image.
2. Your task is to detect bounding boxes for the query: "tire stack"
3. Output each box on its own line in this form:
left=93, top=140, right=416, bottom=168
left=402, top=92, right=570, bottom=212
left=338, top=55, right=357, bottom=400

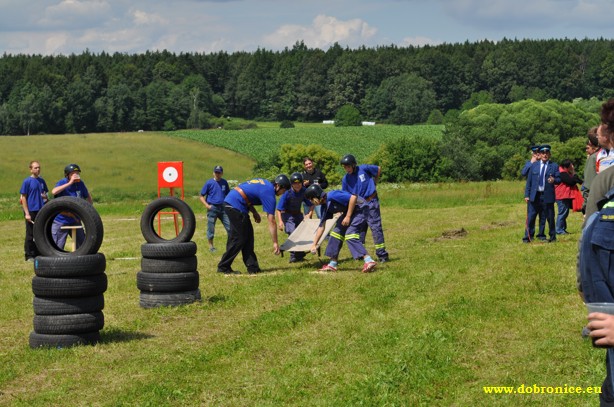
left=138, top=197, right=200, bottom=308
left=30, top=197, right=106, bottom=348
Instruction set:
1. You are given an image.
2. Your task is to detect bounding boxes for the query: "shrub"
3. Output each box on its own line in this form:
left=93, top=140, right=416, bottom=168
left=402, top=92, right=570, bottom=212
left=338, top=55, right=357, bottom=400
left=278, top=144, right=342, bottom=185
left=334, top=105, right=362, bottom=127
left=280, top=120, right=295, bottom=129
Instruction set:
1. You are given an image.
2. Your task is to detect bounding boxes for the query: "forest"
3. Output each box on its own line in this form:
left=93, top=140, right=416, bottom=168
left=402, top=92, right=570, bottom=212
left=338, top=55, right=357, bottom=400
left=1, top=38, right=614, bottom=135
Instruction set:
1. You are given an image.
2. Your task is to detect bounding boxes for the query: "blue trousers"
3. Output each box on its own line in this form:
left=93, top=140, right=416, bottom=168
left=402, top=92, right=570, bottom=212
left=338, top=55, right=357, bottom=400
left=207, top=204, right=230, bottom=240
left=359, top=198, right=388, bottom=259
left=325, top=207, right=368, bottom=260
left=282, top=213, right=306, bottom=260
left=51, top=221, right=85, bottom=251
left=556, top=198, right=572, bottom=234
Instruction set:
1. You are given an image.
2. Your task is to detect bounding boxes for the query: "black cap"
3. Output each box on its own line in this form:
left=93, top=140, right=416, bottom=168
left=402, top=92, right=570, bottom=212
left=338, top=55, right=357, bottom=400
left=530, top=145, right=540, bottom=153
left=214, top=165, right=223, bottom=173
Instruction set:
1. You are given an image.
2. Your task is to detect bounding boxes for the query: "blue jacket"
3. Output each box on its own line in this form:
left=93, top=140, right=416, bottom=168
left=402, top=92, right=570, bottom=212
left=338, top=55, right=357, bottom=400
left=524, top=161, right=560, bottom=203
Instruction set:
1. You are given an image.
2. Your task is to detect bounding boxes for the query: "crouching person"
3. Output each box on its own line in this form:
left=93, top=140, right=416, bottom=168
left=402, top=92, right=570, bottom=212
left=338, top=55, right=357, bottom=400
left=305, top=184, right=377, bottom=273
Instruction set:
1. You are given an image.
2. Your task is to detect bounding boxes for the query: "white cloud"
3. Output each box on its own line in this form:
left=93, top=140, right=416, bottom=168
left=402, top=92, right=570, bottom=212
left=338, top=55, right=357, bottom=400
left=38, top=0, right=113, bottom=29
left=263, top=14, right=377, bottom=49
left=132, top=9, right=168, bottom=26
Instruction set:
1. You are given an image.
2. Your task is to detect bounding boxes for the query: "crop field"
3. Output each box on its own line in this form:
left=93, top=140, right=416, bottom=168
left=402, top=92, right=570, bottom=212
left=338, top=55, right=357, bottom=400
left=171, top=124, right=444, bottom=163
left=0, top=130, right=606, bottom=406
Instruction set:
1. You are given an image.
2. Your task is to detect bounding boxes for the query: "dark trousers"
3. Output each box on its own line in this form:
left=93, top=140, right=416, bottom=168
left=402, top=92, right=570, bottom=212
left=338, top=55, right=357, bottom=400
left=24, top=211, right=39, bottom=259
left=217, top=206, right=260, bottom=273
left=525, top=193, right=556, bottom=241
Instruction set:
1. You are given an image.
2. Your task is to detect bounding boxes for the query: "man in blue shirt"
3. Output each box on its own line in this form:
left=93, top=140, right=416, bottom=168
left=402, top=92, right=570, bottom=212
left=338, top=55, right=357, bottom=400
left=217, top=174, right=291, bottom=274
left=340, top=154, right=389, bottom=263
left=51, top=164, right=92, bottom=250
left=199, top=165, right=230, bottom=253
left=19, top=160, right=48, bottom=261
left=305, top=184, right=377, bottom=273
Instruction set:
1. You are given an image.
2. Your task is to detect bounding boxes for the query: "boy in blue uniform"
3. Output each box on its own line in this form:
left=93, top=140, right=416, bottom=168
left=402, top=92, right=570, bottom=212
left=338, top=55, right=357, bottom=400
left=20, top=161, right=48, bottom=261
left=51, top=164, right=92, bottom=250
left=276, top=173, right=313, bottom=263
left=199, top=165, right=230, bottom=253
left=305, top=184, right=377, bottom=273
left=340, top=154, right=389, bottom=262
left=217, top=175, right=290, bottom=274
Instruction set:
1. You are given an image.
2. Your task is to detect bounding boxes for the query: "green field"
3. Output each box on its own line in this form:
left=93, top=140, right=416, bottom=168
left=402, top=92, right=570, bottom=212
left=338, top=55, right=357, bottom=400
left=0, top=131, right=605, bottom=406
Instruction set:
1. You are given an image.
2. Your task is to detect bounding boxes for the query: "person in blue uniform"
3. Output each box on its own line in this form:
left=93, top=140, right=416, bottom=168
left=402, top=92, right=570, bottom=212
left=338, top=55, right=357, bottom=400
left=521, top=145, right=541, bottom=178
left=20, top=160, right=48, bottom=261
left=217, top=174, right=291, bottom=275
left=199, top=165, right=230, bottom=253
left=51, top=163, right=92, bottom=250
left=523, top=145, right=560, bottom=242
left=305, top=184, right=377, bottom=273
left=276, top=172, right=313, bottom=263
left=340, top=154, right=389, bottom=263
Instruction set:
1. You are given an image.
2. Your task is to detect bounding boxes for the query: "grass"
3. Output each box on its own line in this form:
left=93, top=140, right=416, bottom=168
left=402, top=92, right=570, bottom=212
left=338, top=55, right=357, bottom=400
left=0, top=132, right=604, bottom=405
left=0, top=179, right=605, bottom=406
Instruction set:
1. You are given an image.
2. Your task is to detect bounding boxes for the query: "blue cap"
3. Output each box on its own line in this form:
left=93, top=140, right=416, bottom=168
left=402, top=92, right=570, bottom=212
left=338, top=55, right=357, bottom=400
left=214, top=165, right=223, bottom=173
left=530, top=145, right=540, bottom=152
left=539, top=144, right=551, bottom=153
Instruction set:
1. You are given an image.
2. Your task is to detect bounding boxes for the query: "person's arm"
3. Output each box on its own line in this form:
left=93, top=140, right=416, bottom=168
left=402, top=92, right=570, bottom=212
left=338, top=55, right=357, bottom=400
left=266, top=213, right=280, bottom=255
left=21, top=193, right=33, bottom=223
left=52, top=176, right=75, bottom=196
left=588, top=313, right=614, bottom=347
left=310, top=225, right=325, bottom=254
left=275, top=209, right=284, bottom=231
left=249, top=205, right=261, bottom=223
left=199, top=195, right=211, bottom=210
left=342, top=194, right=357, bottom=226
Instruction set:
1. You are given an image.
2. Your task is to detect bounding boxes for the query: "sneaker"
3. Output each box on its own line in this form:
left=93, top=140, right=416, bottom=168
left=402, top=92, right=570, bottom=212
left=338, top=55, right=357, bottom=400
left=362, top=261, right=377, bottom=273
left=248, top=268, right=263, bottom=275
left=379, top=257, right=389, bottom=264
left=26, top=257, right=35, bottom=262
left=318, top=264, right=337, bottom=272
left=209, top=247, right=217, bottom=253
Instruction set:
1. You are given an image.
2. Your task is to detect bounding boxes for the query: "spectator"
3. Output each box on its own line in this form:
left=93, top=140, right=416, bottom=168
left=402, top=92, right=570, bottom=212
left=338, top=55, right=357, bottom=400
left=582, top=127, right=600, bottom=214
left=305, top=184, right=377, bottom=273
left=521, top=145, right=541, bottom=178
left=555, top=159, right=582, bottom=235
left=51, top=164, right=92, bottom=250
left=217, top=175, right=290, bottom=275
left=596, top=103, right=614, bottom=174
left=586, top=100, right=614, bottom=219
left=523, top=145, right=560, bottom=243
left=19, top=160, right=48, bottom=261
left=276, top=172, right=313, bottom=263
left=301, top=157, right=328, bottom=218
left=199, top=165, right=230, bottom=253
left=340, top=154, right=389, bottom=262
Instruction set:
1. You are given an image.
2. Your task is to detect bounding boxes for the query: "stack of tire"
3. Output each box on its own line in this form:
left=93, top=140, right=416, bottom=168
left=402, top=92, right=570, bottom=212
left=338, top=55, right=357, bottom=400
left=138, top=197, right=200, bottom=308
left=30, top=197, right=106, bottom=348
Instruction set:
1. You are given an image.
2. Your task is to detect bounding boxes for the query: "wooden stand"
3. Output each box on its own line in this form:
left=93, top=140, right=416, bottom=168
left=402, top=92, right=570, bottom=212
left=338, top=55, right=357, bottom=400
left=60, top=225, right=83, bottom=252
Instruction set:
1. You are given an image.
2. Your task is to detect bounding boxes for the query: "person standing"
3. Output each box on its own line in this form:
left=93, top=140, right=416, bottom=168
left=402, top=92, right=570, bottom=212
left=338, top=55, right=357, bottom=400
left=596, top=119, right=614, bottom=174
left=555, top=159, right=582, bottom=235
left=199, top=165, right=230, bottom=253
left=301, top=157, right=328, bottom=218
left=276, top=172, right=313, bottom=263
left=51, top=164, right=92, bottom=250
left=20, top=161, right=48, bottom=261
left=305, top=184, right=377, bottom=273
left=523, top=145, right=560, bottom=242
left=217, top=175, right=291, bottom=275
left=340, top=154, right=389, bottom=263
left=521, top=145, right=541, bottom=178
left=582, top=127, right=600, bottom=214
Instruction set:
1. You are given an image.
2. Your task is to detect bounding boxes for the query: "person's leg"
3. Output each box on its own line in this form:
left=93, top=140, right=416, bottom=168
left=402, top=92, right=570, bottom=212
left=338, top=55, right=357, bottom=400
left=24, top=211, right=38, bottom=260
left=206, top=207, right=217, bottom=250
left=537, top=195, right=547, bottom=240
left=524, top=201, right=538, bottom=241
left=546, top=203, right=557, bottom=241
left=51, top=221, right=69, bottom=251
left=217, top=208, right=245, bottom=273
left=556, top=199, right=570, bottom=234
left=366, top=199, right=388, bottom=261
left=241, top=217, right=260, bottom=273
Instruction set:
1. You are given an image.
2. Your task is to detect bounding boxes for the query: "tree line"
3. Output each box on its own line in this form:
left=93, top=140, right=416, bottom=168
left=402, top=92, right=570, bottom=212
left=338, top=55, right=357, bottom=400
left=1, top=38, right=614, bottom=135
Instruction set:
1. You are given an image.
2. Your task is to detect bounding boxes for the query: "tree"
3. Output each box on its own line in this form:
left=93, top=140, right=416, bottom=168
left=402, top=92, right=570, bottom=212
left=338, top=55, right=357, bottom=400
left=334, top=104, right=362, bottom=127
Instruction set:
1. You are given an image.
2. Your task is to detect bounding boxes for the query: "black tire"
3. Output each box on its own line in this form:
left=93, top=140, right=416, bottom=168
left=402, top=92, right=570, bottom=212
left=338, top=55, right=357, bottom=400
left=32, top=196, right=104, bottom=256
left=140, top=197, right=196, bottom=244
left=34, top=253, right=106, bottom=277
left=141, top=256, right=197, bottom=273
left=33, top=311, right=104, bottom=334
left=141, top=242, right=197, bottom=259
left=29, top=331, right=100, bottom=348
left=139, top=289, right=202, bottom=308
left=32, top=274, right=108, bottom=298
left=33, top=295, right=104, bottom=315
left=136, top=271, right=199, bottom=292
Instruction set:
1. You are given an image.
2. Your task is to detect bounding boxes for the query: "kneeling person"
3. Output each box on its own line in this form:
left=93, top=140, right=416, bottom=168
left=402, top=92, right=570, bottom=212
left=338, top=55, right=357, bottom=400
left=305, top=184, right=377, bottom=273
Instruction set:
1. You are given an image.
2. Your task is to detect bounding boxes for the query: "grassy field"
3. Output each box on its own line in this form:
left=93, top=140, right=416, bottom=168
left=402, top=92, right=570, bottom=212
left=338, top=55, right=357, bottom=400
left=0, top=132, right=606, bottom=406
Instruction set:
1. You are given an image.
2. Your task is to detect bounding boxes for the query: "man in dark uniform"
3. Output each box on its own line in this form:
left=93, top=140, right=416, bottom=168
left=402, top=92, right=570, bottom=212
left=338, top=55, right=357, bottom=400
left=523, top=145, right=560, bottom=242
left=521, top=145, right=541, bottom=178
left=340, top=154, right=389, bottom=263
left=217, top=174, right=291, bottom=274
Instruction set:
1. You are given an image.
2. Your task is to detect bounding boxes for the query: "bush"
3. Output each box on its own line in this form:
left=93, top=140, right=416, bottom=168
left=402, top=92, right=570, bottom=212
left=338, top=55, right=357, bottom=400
left=278, top=144, right=342, bottom=185
left=280, top=120, right=295, bottom=129
left=334, top=105, right=362, bottom=127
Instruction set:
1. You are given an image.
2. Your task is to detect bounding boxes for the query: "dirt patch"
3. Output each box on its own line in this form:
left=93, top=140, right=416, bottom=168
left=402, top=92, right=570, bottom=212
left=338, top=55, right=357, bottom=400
left=432, top=228, right=468, bottom=241
left=481, top=221, right=515, bottom=230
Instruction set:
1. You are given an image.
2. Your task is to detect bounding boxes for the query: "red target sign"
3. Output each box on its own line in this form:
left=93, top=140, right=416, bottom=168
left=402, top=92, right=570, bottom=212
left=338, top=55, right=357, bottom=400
left=157, top=162, right=184, bottom=188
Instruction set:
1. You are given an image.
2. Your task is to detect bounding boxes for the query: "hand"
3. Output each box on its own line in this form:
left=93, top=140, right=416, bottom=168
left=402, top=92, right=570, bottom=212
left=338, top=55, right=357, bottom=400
left=547, top=175, right=554, bottom=184
left=341, top=215, right=351, bottom=227
left=303, top=180, right=309, bottom=187
left=277, top=222, right=284, bottom=231
left=588, top=312, right=614, bottom=347
left=310, top=244, right=317, bottom=255
left=273, top=243, right=280, bottom=255
left=252, top=211, right=261, bottom=223
left=25, top=214, right=33, bottom=224
left=524, top=197, right=529, bottom=203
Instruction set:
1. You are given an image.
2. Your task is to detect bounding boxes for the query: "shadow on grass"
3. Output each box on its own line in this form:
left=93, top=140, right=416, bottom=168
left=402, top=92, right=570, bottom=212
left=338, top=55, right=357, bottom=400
left=99, top=327, right=154, bottom=344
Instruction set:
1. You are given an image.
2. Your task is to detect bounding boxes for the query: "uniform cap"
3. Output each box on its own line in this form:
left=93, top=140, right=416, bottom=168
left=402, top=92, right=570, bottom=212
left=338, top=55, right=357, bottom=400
left=530, top=145, right=540, bottom=152
left=539, top=144, right=551, bottom=152
left=214, top=165, right=223, bottom=173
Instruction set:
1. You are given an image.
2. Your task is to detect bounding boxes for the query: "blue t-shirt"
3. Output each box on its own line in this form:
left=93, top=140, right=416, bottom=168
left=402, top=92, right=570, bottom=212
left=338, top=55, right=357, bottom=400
left=224, top=178, right=277, bottom=215
left=200, top=178, right=230, bottom=205
left=319, top=190, right=364, bottom=227
left=276, top=187, right=312, bottom=213
left=342, top=164, right=379, bottom=199
left=53, top=178, right=90, bottom=225
left=20, top=176, right=48, bottom=212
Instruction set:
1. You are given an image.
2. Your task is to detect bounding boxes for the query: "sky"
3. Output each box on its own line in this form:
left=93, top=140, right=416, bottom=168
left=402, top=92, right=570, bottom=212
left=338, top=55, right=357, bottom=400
left=0, top=0, right=612, bottom=56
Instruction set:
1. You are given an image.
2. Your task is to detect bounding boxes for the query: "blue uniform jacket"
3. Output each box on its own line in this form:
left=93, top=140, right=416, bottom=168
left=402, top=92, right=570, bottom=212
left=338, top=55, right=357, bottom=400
left=524, top=161, right=560, bottom=203
left=224, top=178, right=276, bottom=215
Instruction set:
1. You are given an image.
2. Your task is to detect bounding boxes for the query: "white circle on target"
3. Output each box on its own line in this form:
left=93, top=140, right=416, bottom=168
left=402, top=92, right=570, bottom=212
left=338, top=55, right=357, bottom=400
left=163, top=167, right=179, bottom=183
